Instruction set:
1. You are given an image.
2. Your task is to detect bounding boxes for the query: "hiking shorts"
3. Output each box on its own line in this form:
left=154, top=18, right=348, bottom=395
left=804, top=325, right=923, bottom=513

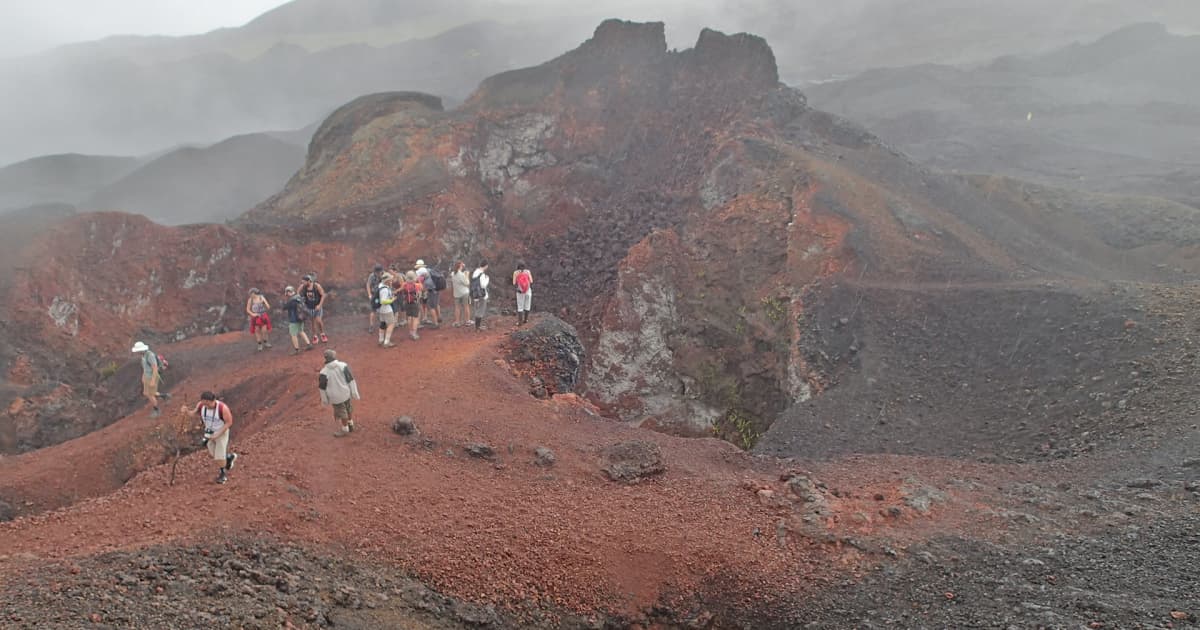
left=305, top=306, right=323, bottom=319
left=516, top=290, right=532, bottom=312
left=380, top=311, right=396, bottom=325
left=250, top=313, right=272, bottom=333
left=288, top=322, right=303, bottom=337
left=404, top=302, right=420, bottom=318
left=455, top=294, right=470, bottom=307
left=206, top=430, right=229, bottom=461
left=473, top=297, right=489, bottom=319
left=425, top=290, right=439, bottom=309
left=332, top=400, right=353, bottom=421
left=142, top=375, right=158, bottom=399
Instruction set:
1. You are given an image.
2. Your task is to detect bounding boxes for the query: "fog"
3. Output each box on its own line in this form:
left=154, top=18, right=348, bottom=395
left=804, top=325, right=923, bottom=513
left=1, top=0, right=1199, bottom=168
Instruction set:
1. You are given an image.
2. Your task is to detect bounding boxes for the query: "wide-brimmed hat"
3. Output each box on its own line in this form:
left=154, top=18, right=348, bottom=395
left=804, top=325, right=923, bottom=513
left=380, top=273, right=394, bottom=282
left=248, top=287, right=261, bottom=295
left=131, top=341, right=149, bottom=353
left=284, top=285, right=296, bottom=294
left=405, top=270, right=417, bottom=281
left=415, top=259, right=426, bottom=268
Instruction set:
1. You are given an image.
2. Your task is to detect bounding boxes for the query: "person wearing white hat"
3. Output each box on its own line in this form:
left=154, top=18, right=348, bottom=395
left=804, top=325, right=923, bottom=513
left=132, top=341, right=163, bottom=417
left=414, top=259, right=432, bottom=325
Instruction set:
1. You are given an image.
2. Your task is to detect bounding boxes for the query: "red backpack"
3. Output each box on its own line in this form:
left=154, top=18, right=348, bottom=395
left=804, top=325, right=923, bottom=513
left=402, top=281, right=420, bottom=304
left=516, top=270, right=532, bottom=293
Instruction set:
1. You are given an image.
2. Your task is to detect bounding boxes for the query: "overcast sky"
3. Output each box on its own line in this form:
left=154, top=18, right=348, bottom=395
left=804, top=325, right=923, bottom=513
left=0, top=0, right=290, bottom=57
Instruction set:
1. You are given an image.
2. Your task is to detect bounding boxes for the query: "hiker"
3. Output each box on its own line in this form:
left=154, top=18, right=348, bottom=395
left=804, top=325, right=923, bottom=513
left=183, top=391, right=238, bottom=484
left=283, top=286, right=314, bottom=355
left=470, top=260, right=490, bottom=331
left=366, top=263, right=384, bottom=334
left=319, top=349, right=360, bottom=437
left=513, top=262, right=533, bottom=326
left=300, top=274, right=328, bottom=344
left=377, top=272, right=398, bottom=347
left=416, top=259, right=444, bottom=327
left=246, top=288, right=273, bottom=351
left=401, top=270, right=423, bottom=340
left=451, top=261, right=472, bottom=327
left=132, top=341, right=167, bottom=417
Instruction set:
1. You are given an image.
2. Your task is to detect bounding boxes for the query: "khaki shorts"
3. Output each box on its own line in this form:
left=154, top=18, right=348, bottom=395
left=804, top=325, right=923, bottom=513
left=332, top=400, right=353, bottom=421
left=142, top=376, right=158, bottom=398
left=379, top=311, right=397, bottom=325
left=206, top=430, right=229, bottom=461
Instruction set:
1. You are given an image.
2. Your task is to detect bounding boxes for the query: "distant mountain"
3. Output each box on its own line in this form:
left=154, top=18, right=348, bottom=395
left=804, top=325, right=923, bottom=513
left=7, top=0, right=1200, bottom=165
left=0, top=154, right=138, bottom=211
left=83, top=134, right=305, bottom=225
left=805, top=23, right=1200, bottom=206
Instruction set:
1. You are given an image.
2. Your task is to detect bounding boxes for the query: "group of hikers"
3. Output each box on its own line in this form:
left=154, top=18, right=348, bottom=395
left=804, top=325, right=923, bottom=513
left=238, top=259, right=535, bottom=353
left=129, top=259, right=535, bottom=484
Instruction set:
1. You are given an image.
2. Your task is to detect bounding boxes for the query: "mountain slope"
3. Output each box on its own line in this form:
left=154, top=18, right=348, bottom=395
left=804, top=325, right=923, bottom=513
left=0, top=154, right=138, bottom=211
left=805, top=23, right=1200, bottom=205
left=83, top=133, right=305, bottom=225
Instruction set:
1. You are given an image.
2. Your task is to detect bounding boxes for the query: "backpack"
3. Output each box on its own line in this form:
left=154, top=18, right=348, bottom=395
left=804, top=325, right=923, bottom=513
left=402, top=282, right=420, bottom=304
left=429, top=269, right=447, bottom=291
left=469, top=273, right=486, bottom=300
left=515, top=270, right=532, bottom=293
left=157, top=353, right=169, bottom=372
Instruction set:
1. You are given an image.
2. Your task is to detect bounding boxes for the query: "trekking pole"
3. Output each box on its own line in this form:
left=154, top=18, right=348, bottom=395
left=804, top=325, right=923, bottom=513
left=168, top=394, right=189, bottom=486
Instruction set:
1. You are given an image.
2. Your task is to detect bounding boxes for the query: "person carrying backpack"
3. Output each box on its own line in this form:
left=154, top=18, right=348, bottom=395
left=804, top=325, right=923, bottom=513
left=377, top=272, right=398, bottom=348
left=300, top=274, right=328, bottom=344
left=512, top=262, right=534, bottom=326
left=319, top=349, right=361, bottom=437
left=181, top=391, right=239, bottom=484
left=132, top=341, right=168, bottom=417
left=470, top=261, right=490, bottom=331
left=416, top=259, right=445, bottom=328
left=401, top=270, right=423, bottom=340
left=283, top=286, right=314, bottom=355
left=366, top=263, right=384, bottom=334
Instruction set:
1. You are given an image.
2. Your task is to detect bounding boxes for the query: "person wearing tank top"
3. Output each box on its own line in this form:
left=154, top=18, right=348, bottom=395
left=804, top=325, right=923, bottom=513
left=300, top=274, right=329, bottom=344
left=246, top=288, right=273, bottom=352
left=184, top=390, right=239, bottom=484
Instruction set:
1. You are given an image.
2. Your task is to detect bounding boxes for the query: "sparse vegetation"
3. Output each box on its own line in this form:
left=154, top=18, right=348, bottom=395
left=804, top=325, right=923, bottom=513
left=761, top=296, right=789, bottom=323
left=97, top=361, right=120, bottom=380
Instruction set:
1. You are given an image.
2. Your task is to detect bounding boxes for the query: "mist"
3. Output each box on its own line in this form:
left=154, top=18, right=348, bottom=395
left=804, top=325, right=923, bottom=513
left=2, top=0, right=1200, bottom=171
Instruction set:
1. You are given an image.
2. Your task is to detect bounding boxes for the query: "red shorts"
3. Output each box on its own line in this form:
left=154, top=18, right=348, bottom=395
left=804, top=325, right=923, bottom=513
left=250, top=313, right=272, bottom=333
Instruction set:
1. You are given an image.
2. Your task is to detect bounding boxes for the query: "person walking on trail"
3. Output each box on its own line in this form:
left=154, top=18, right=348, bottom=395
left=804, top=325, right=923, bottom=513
left=182, top=391, right=238, bottom=484
left=513, top=262, right=533, bottom=326
left=470, top=261, right=490, bottom=331
left=283, top=286, right=315, bottom=355
left=300, top=274, right=328, bottom=344
left=366, top=264, right=384, bottom=334
left=401, top=270, right=423, bottom=340
left=319, top=349, right=361, bottom=437
left=246, top=288, right=273, bottom=351
left=415, top=259, right=431, bottom=324
left=133, top=341, right=167, bottom=417
left=451, top=261, right=471, bottom=327
left=377, top=272, right=399, bottom=347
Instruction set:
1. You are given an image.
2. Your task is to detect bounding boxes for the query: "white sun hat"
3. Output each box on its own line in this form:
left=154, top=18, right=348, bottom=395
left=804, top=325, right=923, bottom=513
left=131, top=341, right=150, bottom=353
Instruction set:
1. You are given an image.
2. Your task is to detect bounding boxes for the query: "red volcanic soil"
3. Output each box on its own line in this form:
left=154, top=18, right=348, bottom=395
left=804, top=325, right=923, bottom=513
left=0, top=315, right=1015, bottom=622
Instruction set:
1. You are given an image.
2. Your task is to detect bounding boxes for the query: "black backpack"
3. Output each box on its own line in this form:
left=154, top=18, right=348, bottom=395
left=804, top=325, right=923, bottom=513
left=469, top=273, right=486, bottom=300
left=430, top=269, right=447, bottom=291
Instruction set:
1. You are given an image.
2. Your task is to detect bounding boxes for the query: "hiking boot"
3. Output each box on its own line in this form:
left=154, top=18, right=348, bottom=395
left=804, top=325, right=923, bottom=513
left=225, top=453, right=238, bottom=471
left=290, top=348, right=300, bottom=356
left=256, top=343, right=263, bottom=352
left=347, top=422, right=355, bottom=433
left=150, top=407, right=161, bottom=418
left=320, top=334, right=329, bottom=343
left=216, top=471, right=228, bottom=484
left=333, top=427, right=351, bottom=438
left=264, top=342, right=273, bottom=349
left=305, top=344, right=315, bottom=351
left=383, top=342, right=396, bottom=348
left=410, top=332, right=419, bottom=341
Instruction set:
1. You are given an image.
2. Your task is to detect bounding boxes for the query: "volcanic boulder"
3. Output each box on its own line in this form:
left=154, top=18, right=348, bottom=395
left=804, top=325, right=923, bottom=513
left=601, top=441, right=666, bottom=483
left=506, top=315, right=585, bottom=399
